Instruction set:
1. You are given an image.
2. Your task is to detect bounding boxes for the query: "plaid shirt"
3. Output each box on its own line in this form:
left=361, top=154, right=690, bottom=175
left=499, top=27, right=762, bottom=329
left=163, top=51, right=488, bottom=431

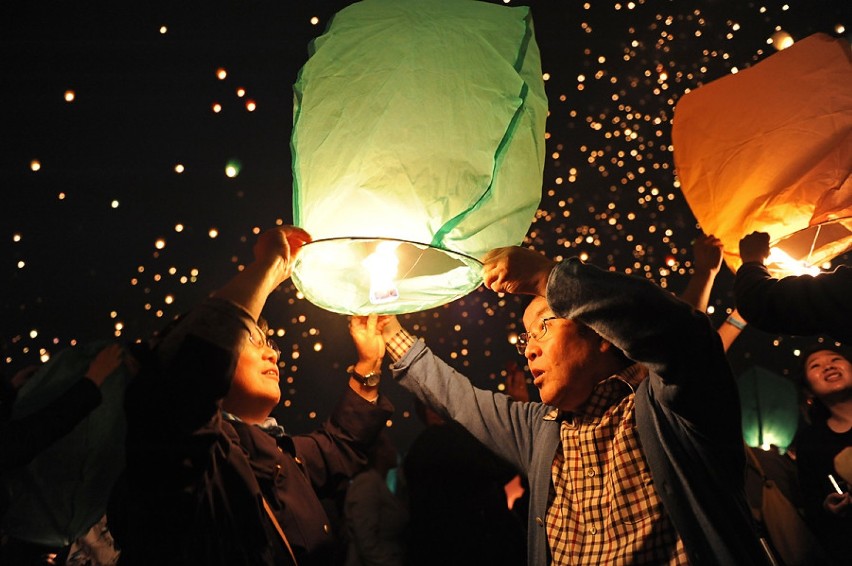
left=387, top=329, right=688, bottom=565
left=385, top=327, right=417, bottom=362
left=546, top=364, right=688, bottom=565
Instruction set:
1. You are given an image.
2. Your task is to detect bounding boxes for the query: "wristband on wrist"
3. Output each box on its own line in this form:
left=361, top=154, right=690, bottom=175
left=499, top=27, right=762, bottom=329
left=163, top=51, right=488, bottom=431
left=725, top=315, right=747, bottom=330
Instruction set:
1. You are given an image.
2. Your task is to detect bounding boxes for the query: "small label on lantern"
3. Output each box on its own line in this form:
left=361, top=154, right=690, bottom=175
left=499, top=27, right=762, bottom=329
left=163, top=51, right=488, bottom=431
left=369, top=285, right=400, bottom=305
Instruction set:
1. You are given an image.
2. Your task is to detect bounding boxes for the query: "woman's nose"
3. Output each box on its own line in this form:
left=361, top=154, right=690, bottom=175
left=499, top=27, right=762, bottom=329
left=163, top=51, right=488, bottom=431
left=264, top=346, right=279, bottom=362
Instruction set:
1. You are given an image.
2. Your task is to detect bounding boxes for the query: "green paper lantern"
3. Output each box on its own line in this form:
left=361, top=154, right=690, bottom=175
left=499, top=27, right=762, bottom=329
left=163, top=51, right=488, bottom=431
left=2, top=341, right=131, bottom=546
left=737, top=366, right=799, bottom=452
left=291, top=0, right=547, bottom=315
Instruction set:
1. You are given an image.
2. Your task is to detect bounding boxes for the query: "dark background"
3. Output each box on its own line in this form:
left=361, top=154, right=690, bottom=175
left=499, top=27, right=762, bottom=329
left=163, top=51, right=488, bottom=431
left=2, top=0, right=849, bottom=449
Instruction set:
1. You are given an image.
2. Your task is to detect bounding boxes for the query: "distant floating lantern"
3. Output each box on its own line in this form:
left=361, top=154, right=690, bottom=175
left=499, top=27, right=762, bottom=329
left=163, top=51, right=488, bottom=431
left=291, top=0, right=547, bottom=315
left=770, top=30, right=794, bottom=51
left=225, top=159, right=241, bottom=178
left=673, top=33, right=852, bottom=278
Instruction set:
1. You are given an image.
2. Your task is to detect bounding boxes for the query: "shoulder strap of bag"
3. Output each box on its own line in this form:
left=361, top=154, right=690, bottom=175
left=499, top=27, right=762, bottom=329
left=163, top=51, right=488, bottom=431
left=744, top=446, right=785, bottom=566
left=262, top=495, right=299, bottom=566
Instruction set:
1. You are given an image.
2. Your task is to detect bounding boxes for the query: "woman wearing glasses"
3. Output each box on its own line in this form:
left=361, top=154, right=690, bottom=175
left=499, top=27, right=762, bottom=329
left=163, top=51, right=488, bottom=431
left=110, top=226, right=393, bottom=566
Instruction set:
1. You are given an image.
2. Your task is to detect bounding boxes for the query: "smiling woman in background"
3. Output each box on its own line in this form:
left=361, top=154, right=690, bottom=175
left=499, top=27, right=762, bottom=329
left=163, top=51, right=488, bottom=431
left=794, top=343, right=852, bottom=566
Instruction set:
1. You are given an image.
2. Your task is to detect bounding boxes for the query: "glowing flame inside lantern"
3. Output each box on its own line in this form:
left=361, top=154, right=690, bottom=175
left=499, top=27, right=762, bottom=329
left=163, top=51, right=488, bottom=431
left=766, top=247, right=822, bottom=277
left=362, top=241, right=401, bottom=304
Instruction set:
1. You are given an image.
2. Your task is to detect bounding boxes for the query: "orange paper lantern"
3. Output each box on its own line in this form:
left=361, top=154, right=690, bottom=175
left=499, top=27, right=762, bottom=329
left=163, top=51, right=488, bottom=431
left=673, top=33, right=852, bottom=275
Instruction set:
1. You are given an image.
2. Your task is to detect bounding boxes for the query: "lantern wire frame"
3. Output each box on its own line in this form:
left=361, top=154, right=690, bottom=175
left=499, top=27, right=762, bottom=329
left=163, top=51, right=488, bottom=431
left=291, top=237, right=484, bottom=315
left=759, top=216, right=852, bottom=278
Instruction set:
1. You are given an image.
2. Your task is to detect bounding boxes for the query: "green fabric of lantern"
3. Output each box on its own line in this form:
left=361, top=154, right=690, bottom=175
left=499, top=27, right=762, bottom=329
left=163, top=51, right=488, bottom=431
left=737, top=366, right=799, bottom=453
left=291, top=0, right=547, bottom=315
left=2, top=341, right=130, bottom=546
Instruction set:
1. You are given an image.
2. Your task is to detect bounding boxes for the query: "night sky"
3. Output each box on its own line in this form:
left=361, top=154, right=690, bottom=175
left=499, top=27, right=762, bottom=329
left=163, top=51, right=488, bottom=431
left=2, top=0, right=850, bottom=449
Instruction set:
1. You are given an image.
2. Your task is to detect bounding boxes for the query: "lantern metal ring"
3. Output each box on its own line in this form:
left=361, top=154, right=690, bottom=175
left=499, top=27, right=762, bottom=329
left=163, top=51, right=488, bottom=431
left=291, top=237, right=483, bottom=315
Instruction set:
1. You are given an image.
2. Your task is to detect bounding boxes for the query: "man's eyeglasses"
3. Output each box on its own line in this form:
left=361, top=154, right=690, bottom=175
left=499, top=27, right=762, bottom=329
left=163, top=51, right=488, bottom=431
left=248, top=326, right=281, bottom=357
left=516, top=316, right=562, bottom=355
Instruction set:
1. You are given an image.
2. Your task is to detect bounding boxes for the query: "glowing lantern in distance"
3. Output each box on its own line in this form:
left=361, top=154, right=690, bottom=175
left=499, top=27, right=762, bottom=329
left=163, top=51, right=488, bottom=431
left=738, top=366, right=798, bottom=453
left=290, top=0, right=547, bottom=315
left=225, top=159, right=241, bottom=178
left=770, top=30, right=794, bottom=51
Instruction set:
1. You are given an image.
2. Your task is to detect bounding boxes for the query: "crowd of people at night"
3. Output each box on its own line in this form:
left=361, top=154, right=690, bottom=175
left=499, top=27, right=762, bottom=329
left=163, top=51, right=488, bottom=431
left=1, top=222, right=849, bottom=566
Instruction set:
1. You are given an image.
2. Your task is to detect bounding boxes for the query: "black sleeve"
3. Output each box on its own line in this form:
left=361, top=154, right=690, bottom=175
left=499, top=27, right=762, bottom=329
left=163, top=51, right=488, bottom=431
left=735, top=263, right=852, bottom=341
left=292, top=387, right=393, bottom=496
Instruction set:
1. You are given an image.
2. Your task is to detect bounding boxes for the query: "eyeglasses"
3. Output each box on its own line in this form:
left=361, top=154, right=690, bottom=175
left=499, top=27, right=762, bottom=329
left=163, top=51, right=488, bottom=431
left=516, top=316, right=561, bottom=355
left=248, top=325, right=281, bottom=358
